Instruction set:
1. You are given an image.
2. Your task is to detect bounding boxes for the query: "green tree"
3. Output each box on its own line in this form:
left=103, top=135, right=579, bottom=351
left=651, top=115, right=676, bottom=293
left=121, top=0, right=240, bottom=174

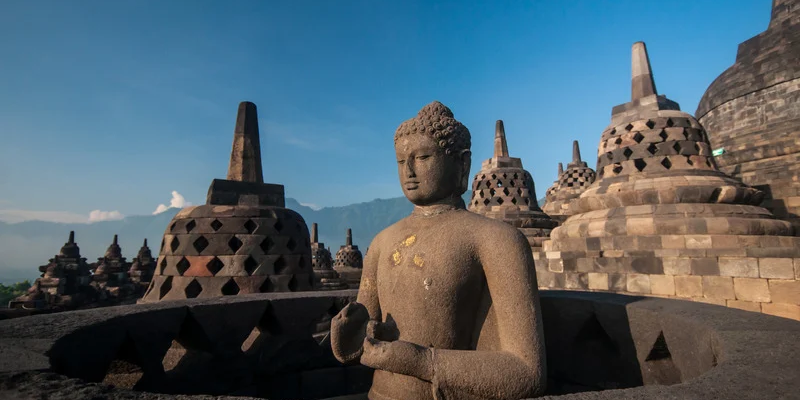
left=0, top=280, right=32, bottom=307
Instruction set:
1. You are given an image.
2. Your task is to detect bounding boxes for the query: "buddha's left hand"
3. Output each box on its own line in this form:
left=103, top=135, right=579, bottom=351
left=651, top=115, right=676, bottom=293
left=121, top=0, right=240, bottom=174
left=361, top=331, right=433, bottom=381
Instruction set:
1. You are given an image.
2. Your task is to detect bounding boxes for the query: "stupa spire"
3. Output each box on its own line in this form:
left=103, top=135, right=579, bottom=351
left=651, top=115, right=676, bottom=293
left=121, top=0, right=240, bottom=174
left=558, top=162, right=564, bottom=176
left=68, top=231, right=75, bottom=244
left=631, top=42, right=658, bottom=101
left=226, top=101, right=264, bottom=183
left=493, top=120, right=509, bottom=158
left=143, top=238, right=148, bottom=247
left=311, top=223, right=319, bottom=242
left=112, top=234, right=118, bottom=245
left=346, top=229, right=352, bottom=246
left=572, top=140, right=582, bottom=163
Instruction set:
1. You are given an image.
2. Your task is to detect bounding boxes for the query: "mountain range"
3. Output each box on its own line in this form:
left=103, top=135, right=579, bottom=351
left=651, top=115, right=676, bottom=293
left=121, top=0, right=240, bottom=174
left=0, top=194, right=546, bottom=284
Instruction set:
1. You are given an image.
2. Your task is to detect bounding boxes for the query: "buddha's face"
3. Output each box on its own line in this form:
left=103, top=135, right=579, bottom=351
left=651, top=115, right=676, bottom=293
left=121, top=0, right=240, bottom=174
left=395, top=134, right=469, bottom=206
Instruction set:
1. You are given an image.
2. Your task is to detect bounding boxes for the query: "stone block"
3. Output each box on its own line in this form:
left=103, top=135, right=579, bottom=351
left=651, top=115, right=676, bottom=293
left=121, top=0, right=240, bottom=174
left=733, top=278, right=771, bottom=302
left=685, top=235, right=713, bottom=249
left=626, top=274, right=651, bottom=294
left=719, top=257, right=759, bottom=278
left=608, top=273, right=627, bottom=291
left=759, top=258, right=795, bottom=279
left=702, top=276, right=735, bottom=300
left=726, top=300, right=762, bottom=313
left=694, top=297, right=727, bottom=306
left=662, top=235, right=685, bottom=249
left=675, top=276, right=703, bottom=298
left=548, top=259, right=564, bottom=273
left=769, top=280, right=800, bottom=304
left=588, top=272, right=609, bottom=290
left=564, top=273, right=588, bottom=290
left=691, top=258, right=720, bottom=275
left=710, top=235, right=739, bottom=249
left=663, top=258, right=691, bottom=275
left=650, top=275, right=676, bottom=296
left=761, top=303, right=800, bottom=321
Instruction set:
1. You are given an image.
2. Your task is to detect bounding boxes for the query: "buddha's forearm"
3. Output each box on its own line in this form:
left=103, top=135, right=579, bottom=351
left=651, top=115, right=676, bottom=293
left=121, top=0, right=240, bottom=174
left=427, top=348, right=544, bottom=399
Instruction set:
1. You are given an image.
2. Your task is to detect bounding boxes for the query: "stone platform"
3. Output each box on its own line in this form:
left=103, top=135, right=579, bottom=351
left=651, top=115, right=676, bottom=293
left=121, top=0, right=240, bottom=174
left=1, top=291, right=799, bottom=399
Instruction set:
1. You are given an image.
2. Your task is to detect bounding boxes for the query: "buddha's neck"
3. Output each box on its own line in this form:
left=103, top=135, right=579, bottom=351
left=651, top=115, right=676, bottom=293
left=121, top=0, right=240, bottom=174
left=411, top=195, right=466, bottom=218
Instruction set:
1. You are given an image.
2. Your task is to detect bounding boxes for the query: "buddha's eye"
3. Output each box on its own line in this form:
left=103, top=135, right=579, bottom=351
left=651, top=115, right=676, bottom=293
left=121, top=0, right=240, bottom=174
left=397, top=160, right=406, bottom=165
left=416, top=155, right=430, bottom=160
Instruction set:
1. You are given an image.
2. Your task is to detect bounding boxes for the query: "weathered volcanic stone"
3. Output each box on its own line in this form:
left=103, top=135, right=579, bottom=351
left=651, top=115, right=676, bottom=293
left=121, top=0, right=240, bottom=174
left=333, top=229, right=363, bottom=289
left=311, top=223, right=348, bottom=291
left=696, top=0, right=800, bottom=234
left=543, top=42, right=797, bottom=318
left=139, top=102, right=314, bottom=302
left=10, top=231, right=98, bottom=310
left=469, top=120, right=558, bottom=248
left=543, top=141, right=597, bottom=222
left=128, top=239, right=156, bottom=295
left=91, top=235, right=137, bottom=302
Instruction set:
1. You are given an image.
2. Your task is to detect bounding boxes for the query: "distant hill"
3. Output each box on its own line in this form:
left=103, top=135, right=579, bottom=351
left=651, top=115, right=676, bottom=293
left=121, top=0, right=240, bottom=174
left=0, top=194, right=546, bottom=284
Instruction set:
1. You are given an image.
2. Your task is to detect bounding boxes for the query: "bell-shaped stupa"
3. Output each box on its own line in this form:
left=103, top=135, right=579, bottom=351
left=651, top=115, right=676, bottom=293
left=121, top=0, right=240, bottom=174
left=468, top=120, right=557, bottom=248
left=310, top=223, right=348, bottom=290
left=91, top=235, right=136, bottom=301
left=128, top=238, right=156, bottom=294
left=333, top=228, right=363, bottom=288
left=543, top=141, right=597, bottom=222
left=696, top=0, right=800, bottom=233
left=140, top=102, right=314, bottom=302
left=543, top=43, right=798, bottom=309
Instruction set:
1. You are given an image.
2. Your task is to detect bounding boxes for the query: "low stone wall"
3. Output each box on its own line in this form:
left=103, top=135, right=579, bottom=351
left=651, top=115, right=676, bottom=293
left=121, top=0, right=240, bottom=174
left=1, top=291, right=799, bottom=399
left=535, top=235, right=800, bottom=320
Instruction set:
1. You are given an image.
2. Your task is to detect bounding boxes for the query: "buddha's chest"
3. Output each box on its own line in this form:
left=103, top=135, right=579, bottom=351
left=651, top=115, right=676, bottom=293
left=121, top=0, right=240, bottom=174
left=374, top=229, right=483, bottom=310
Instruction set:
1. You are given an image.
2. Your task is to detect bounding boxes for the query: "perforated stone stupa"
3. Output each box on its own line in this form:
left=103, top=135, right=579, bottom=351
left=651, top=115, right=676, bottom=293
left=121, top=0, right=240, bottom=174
left=333, top=228, right=363, bottom=289
left=90, top=235, right=136, bottom=301
left=696, top=0, right=800, bottom=233
left=544, top=163, right=564, bottom=200
left=128, top=239, right=156, bottom=294
left=543, top=141, right=597, bottom=222
left=542, top=42, right=800, bottom=319
left=140, top=102, right=313, bottom=302
left=310, top=223, right=348, bottom=290
left=10, top=231, right=97, bottom=310
left=469, top=120, right=558, bottom=248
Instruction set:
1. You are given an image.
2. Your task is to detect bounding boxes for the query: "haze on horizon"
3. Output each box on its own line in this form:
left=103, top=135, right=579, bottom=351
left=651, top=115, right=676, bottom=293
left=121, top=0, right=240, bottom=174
left=0, top=0, right=770, bottom=224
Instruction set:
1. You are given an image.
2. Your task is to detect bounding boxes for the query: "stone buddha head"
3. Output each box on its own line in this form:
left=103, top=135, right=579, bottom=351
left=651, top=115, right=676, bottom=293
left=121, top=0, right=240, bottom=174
left=393, top=101, right=472, bottom=206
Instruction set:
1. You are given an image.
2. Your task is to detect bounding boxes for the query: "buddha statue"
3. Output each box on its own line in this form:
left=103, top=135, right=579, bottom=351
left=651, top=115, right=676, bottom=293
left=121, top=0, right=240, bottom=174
left=330, top=101, right=547, bottom=399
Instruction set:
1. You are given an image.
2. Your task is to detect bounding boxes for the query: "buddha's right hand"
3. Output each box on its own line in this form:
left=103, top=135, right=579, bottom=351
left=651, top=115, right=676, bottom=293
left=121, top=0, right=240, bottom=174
left=330, top=301, right=370, bottom=364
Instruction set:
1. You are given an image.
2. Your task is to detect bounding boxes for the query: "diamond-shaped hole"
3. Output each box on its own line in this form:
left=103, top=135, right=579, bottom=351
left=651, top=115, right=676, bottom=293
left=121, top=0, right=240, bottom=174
left=497, top=197, right=504, bottom=205
left=672, top=142, right=682, bottom=153
left=623, top=148, right=633, bottom=158
left=221, top=279, right=240, bottom=296
left=260, top=237, right=274, bottom=254
left=511, top=197, right=518, bottom=204
left=502, top=187, right=510, bottom=196
left=274, top=220, right=284, bottom=232
left=609, top=128, right=616, bottom=135
left=159, top=258, right=167, bottom=274
left=633, top=132, right=644, bottom=143
left=614, top=137, right=622, bottom=145
left=228, top=236, right=243, bottom=253
left=206, top=257, right=224, bottom=275
left=244, top=256, right=258, bottom=275
left=483, top=198, right=490, bottom=205
left=170, top=222, right=177, bottom=232
left=625, top=123, right=634, bottom=131
left=185, top=279, right=202, bottom=298
left=176, top=257, right=190, bottom=275
left=659, top=130, right=669, bottom=141
left=287, top=237, right=297, bottom=251
left=210, top=219, right=223, bottom=232
left=193, top=236, right=209, bottom=254
left=647, top=143, right=659, bottom=155
left=185, top=220, right=196, bottom=233
left=661, top=157, right=672, bottom=169
left=259, top=278, right=274, bottom=292
left=244, top=219, right=258, bottom=234
left=646, top=120, right=655, bottom=129
left=613, top=164, right=623, bottom=174
left=274, top=256, right=289, bottom=274
left=666, top=118, right=674, bottom=127
left=170, top=237, right=180, bottom=253
left=634, top=159, right=647, bottom=172
left=159, top=276, right=172, bottom=299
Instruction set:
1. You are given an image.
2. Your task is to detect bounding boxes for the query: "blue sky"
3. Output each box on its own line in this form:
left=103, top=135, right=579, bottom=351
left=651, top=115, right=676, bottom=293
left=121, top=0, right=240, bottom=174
left=0, top=0, right=771, bottom=223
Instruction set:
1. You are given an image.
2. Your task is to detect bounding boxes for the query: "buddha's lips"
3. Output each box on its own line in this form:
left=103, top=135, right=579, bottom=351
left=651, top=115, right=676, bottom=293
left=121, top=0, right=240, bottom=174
left=404, top=182, right=420, bottom=189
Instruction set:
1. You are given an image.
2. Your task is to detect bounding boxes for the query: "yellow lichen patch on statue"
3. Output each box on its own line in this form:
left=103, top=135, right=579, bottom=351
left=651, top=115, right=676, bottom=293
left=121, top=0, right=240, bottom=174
left=392, top=250, right=402, bottom=265
left=413, top=254, right=424, bottom=267
left=402, top=235, right=417, bottom=247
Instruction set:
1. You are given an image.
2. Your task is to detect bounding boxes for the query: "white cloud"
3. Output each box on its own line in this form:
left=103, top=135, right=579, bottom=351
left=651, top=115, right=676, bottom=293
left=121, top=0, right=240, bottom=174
left=88, top=210, right=125, bottom=222
left=0, top=209, right=124, bottom=224
left=153, top=191, right=192, bottom=215
left=300, top=202, right=322, bottom=211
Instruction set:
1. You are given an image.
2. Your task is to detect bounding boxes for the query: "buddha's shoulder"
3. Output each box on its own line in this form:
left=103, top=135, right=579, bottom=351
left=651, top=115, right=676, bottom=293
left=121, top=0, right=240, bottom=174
left=456, top=210, right=522, bottom=235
